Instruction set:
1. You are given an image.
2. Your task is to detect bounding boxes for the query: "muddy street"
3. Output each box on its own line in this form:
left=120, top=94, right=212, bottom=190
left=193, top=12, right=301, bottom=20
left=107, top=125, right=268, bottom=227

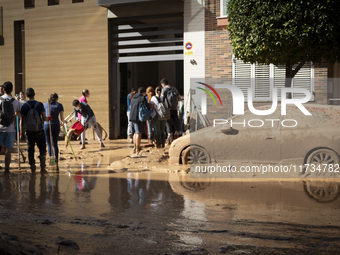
left=0, top=140, right=340, bottom=254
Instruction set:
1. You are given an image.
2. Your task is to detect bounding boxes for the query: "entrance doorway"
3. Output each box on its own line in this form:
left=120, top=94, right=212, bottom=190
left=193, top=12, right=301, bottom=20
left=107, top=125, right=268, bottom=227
left=109, top=12, right=184, bottom=139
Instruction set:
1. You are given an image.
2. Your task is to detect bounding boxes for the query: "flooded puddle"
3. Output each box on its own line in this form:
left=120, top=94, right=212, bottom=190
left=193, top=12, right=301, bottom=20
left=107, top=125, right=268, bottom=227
left=0, top=141, right=340, bottom=254
left=1, top=168, right=340, bottom=254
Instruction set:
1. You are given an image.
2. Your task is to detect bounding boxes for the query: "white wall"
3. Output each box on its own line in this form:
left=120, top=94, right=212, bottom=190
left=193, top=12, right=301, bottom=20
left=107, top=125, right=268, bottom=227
left=183, top=0, right=205, bottom=112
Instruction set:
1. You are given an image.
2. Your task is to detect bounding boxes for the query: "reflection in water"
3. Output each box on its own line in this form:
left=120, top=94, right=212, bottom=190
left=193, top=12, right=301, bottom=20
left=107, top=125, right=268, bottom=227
left=29, top=174, right=61, bottom=205
left=304, top=180, right=340, bottom=203
left=1, top=171, right=340, bottom=228
left=73, top=171, right=99, bottom=192
left=108, top=172, right=184, bottom=214
left=0, top=173, right=61, bottom=208
left=180, top=179, right=210, bottom=192
left=1, top=170, right=340, bottom=253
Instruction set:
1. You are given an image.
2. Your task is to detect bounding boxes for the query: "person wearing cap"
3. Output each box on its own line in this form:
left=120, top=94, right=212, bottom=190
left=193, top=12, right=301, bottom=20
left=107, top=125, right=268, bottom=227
left=0, top=81, right=21, bottom=174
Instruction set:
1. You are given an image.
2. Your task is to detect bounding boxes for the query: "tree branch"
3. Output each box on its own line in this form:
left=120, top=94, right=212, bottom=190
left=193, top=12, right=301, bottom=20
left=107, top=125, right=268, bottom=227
left=292, top=58, right=307, bottom=78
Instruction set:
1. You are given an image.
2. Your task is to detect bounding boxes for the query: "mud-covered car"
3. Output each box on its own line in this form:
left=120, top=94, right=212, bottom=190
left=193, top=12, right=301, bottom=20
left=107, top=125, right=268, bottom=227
left=169, top=104, right=340, bottom=165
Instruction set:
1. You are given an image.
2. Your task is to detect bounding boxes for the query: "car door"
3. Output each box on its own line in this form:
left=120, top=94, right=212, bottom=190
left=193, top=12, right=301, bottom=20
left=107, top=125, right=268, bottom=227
left=205, top=110, right=282, bottom=164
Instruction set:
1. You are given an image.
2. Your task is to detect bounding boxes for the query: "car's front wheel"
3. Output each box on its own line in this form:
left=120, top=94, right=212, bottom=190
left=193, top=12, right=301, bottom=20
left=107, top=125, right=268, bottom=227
left=306, top=149, right=340, bottom=165
left=181, top=146, right=211, bottom=165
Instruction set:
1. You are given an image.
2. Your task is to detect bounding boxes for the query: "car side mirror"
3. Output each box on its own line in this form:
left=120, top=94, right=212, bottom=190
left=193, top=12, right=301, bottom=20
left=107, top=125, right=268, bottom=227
left=221, top=128, right=239, bottom=135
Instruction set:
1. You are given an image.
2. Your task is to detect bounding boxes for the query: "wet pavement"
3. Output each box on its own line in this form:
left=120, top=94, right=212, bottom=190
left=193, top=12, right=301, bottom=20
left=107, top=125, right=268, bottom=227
left=1, top=140, right=340, bottom=254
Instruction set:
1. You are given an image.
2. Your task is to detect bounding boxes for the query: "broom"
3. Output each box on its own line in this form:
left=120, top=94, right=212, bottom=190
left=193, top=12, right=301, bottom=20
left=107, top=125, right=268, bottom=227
left=48, top=99, right=58, bottom=170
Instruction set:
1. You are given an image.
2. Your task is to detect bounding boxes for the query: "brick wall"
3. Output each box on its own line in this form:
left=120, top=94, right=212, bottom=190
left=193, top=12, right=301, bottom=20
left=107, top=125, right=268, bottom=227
left=205, top=0, right=232, bottom=81
left=314, top=61, right=330, bottom=104
left=199, top=0, right=330, bottom=128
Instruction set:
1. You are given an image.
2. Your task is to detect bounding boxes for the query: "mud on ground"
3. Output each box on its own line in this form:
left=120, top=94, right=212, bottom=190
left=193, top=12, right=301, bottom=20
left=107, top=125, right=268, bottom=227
left=1, top=140, right=340, bottom=254
left=108, top=146, right=190, bottom=174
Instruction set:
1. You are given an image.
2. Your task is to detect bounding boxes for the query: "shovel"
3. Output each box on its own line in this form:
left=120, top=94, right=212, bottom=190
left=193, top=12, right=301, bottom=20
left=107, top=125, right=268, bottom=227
left=48, top=99, right=58, bottom=170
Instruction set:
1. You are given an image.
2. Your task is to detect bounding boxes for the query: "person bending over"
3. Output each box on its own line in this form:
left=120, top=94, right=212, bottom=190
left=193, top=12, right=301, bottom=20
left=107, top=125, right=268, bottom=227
left=72, top=100, right=104, bottom=149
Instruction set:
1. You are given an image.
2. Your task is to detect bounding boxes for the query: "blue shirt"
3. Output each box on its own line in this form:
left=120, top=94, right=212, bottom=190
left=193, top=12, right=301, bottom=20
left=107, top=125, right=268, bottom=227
left=21, top=100, right=45, bottom=131
left=44, top=101, right=64, bottom=125
left=127, top=93, right=131, bottom=112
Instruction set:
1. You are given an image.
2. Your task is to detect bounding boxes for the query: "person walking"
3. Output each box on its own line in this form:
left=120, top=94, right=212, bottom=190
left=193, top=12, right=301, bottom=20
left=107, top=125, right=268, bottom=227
left=72, top=100, right=104, bottom=149
left=78, top=89, right=90, bottom=144
left=151, top=86, right=167, bottom=148
left=127, top=88, right=136, bottom=143
left=160, top=78, right=181, bottom=145
left=129, top=87, right=148, bottom=154
left=0, top=81, right=21, bottom=174
left=44, top=93, right=65, bottom=170
left=146, top=86, right=155, bottom=144
left=21, top=88, right=51, bottom=173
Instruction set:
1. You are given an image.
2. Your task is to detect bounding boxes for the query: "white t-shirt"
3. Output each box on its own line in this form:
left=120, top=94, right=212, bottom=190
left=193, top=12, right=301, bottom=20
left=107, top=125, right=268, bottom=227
left=151, top=95, right=160, bottom=111
left=0, top=95, right=21, bottom=132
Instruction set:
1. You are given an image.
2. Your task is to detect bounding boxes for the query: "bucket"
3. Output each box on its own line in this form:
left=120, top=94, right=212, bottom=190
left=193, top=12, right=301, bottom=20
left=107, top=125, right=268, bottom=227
left=71, top=121, right=85, bottom=136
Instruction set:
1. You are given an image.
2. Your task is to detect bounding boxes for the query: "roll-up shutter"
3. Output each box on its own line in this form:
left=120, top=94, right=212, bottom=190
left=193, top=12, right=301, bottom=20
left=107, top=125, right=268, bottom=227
left=233, top=57, right=313, bottom=101
left=254, top=64, right=270, bottom=100
left=110, top=13, right=183, bottom=63
left=233, top=58, right=251, bottom=99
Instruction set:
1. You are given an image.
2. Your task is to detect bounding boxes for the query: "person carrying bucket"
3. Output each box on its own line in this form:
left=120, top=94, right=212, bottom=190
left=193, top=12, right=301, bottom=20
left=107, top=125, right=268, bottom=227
left=72, top=100, right=104, bottom=149
left=43, top=93, right=65, bottom=170
left=78, top=89, right=90, bottom=144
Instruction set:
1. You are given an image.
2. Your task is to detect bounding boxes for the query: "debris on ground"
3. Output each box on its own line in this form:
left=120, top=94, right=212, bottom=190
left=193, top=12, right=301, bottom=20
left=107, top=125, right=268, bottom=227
left=108, top=146, right=189, bottom=174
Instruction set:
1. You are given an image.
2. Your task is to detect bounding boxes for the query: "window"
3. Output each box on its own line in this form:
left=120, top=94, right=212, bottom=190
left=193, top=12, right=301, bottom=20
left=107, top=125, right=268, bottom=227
left=25, top=0, right=35, bottom=8
left=48, top=0, right=59, bottom=6
left=220, top=0, right=229, bottom=17
left=72, top=0, right=84, bottom=3
left=232, top=57, right=314, bottom=101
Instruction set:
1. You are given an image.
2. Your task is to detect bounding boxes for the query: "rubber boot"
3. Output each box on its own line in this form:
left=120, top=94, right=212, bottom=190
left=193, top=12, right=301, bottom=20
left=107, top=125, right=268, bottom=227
left=40, top=155, right=47, bottom=173
left=155, top=135, right=161, bottom=148
left=29, top=158, right=36, bottom=173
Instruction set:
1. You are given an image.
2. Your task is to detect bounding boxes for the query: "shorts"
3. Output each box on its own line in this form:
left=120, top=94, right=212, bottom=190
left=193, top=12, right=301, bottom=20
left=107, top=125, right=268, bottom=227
left=0, top=132, right=16, bottom=148
left=130, top=121, right=146, bottom=134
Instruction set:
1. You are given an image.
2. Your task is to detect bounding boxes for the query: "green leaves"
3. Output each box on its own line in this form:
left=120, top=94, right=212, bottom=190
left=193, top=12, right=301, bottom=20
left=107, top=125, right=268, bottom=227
left=227, top=0, right=340, bottom=71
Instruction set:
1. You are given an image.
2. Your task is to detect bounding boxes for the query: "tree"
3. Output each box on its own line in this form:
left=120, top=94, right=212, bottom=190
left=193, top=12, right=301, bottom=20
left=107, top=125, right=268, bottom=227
left=227, top=0, right=340, bottom=89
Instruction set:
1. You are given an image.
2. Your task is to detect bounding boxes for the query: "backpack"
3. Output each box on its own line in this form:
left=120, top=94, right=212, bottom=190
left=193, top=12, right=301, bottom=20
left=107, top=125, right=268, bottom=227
left=25, top=102, right=42, bottom=132
left=0, top=97, right=15, bottom=127
left=155, top=96, right=170, bottom=120
left=166, top=87, right=179, bottom=110
left=138, top=99, right=152, bottom=122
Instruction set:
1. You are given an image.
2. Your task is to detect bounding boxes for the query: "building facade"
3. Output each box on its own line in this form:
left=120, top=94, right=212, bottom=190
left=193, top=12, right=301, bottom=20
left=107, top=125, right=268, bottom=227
left=0, top=0, right=338, bottom=138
